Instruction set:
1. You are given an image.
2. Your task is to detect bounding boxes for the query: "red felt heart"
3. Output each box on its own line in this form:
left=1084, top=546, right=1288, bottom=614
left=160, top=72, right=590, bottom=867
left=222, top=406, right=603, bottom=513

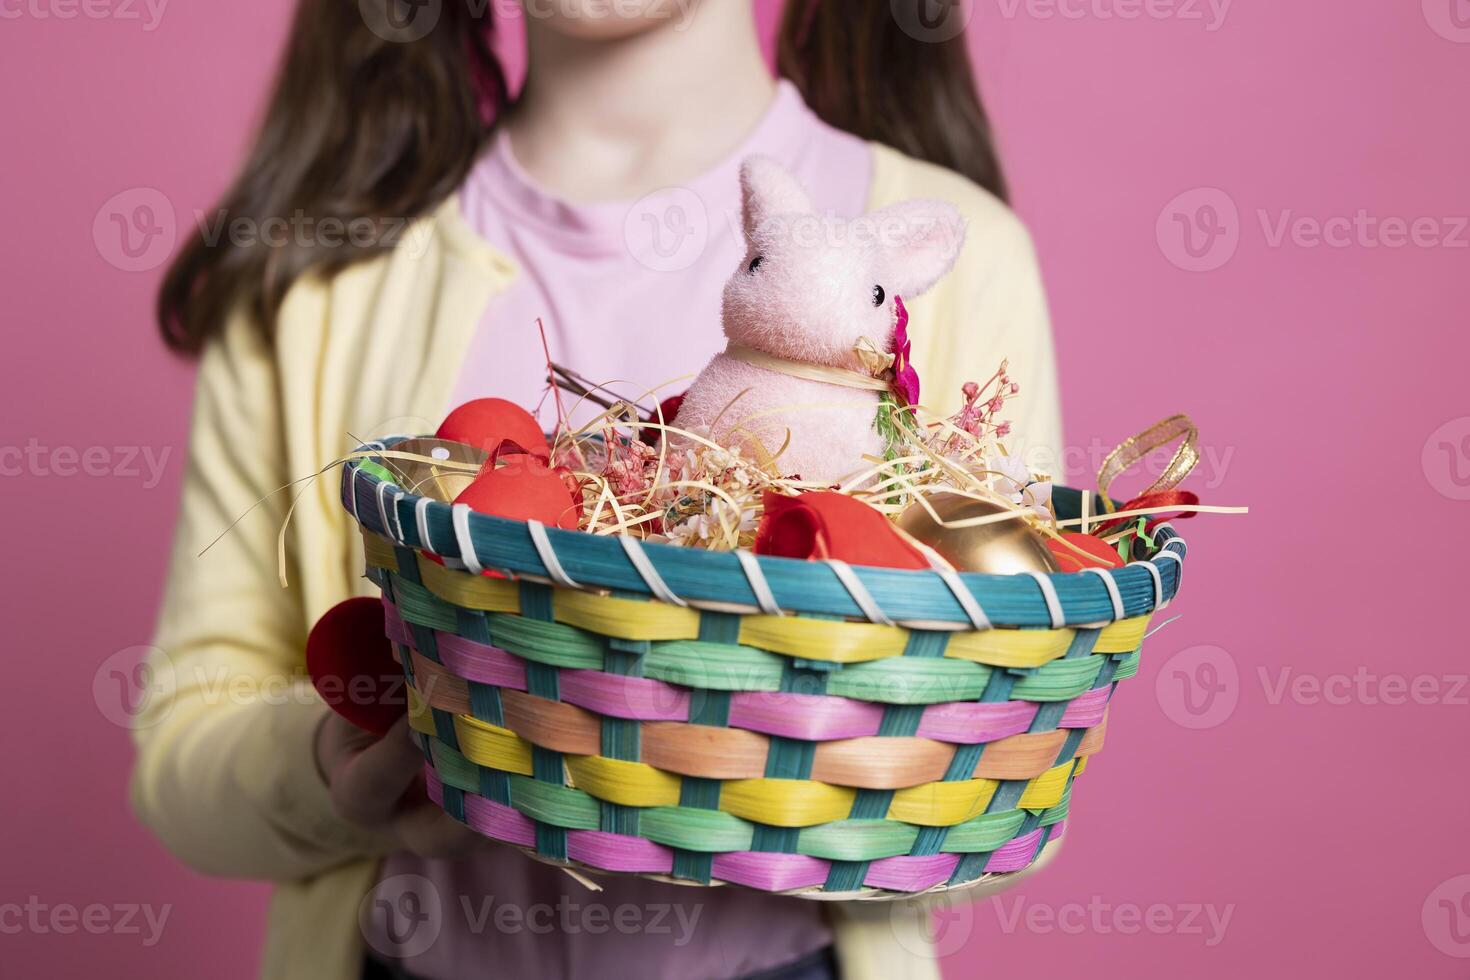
left=1047, top=532, right=1126, bottom=573
left=305, top=597, right=404, bottom=736
left=454, top=453, right=581, bottom=530
left=754, top=490, right=930, bottom=570
left=436, top=398, right=549, bottom=459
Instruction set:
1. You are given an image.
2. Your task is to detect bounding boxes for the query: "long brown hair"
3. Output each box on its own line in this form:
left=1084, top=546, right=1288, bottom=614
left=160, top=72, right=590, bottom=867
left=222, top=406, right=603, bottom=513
left=159, top=0, right=1006, bottom=355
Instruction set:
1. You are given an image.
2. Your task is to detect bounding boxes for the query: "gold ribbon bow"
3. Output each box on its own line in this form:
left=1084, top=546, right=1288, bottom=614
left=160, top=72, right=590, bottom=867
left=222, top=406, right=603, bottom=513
left=1096, top=413, right=1199, bottom=510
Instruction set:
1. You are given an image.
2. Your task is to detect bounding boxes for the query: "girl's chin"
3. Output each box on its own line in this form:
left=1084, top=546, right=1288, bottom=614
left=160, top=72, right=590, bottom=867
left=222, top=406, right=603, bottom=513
left=521, top=2, right=682, bottom=41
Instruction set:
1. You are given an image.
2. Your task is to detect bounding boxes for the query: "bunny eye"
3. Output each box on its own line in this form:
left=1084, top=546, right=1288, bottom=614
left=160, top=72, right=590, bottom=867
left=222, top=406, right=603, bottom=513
left=748, top=255, right=764, bottom=274
left=871, top=285, right=886, bottom=307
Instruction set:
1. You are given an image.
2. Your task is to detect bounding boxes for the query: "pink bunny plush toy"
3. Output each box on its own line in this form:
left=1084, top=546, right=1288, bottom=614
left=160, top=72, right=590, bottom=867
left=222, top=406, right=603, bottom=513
left=675, top=156, right=967, bottom=485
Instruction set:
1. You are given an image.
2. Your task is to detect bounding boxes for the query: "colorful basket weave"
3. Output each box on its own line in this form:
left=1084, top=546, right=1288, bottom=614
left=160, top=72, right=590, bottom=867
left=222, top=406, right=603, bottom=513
left=342, top=438, right=1186, bottom=898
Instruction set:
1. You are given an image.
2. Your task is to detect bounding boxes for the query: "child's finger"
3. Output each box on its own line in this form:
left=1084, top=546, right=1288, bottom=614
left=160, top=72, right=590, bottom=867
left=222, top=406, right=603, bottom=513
left=330, top=717, right=427, bottom=826
left=392, top=803, right=494, bottom=861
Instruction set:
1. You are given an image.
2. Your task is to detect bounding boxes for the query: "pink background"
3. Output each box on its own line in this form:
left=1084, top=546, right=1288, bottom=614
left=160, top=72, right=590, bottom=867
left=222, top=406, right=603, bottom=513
left=3, top=1, right=1467, bottom=976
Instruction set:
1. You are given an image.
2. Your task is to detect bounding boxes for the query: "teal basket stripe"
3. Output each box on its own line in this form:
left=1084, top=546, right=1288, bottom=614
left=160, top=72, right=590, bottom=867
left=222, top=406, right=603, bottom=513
left=345, top=450, right=1184, bottom=628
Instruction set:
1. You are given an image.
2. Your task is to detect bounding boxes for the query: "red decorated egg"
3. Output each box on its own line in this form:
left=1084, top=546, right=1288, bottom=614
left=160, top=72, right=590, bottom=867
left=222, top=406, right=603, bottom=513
left=1047, top=532, right=1125, bottom=572
left=454, top=453, right=581, bottom=530
left=436, top=398, right=549, bottom=459
left=305, top=597, right=404, bottom=736
left=755, top=490, right=930, bottom=570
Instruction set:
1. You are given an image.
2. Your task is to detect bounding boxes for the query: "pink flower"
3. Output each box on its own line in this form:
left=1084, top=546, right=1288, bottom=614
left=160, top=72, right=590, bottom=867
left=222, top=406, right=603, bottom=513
left=890, top=295, right=920, bottom=406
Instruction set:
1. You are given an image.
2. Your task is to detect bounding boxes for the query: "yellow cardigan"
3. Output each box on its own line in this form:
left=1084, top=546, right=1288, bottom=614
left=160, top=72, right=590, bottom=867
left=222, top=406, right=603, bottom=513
left=131, top=143, right=1062, bottom=980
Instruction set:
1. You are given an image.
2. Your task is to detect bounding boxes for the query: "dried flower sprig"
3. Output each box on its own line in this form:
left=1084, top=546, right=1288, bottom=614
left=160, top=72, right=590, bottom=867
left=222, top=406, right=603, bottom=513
left=541, top=356, right=1047, bottom=552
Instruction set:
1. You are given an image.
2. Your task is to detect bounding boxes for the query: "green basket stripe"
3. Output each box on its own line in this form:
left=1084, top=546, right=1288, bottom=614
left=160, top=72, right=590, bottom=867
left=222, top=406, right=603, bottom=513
left=640, top=806, right=755, bottom=852
left=1035, top=786, right=1071, bottom=827
left=429, top=777, right=1049, bottom=862
left=798, top=820, right=919, bottom=861
left=399, top=596, right=1123, bottom=705
left=937, top=810, right=1028, bottom=853
left=645, top=641, right=784, bottom=691
left=392, top=577, right=460, bottom=633
left=508, top=775, right=600, bottom=830
left=827, top=657, right=992, bottom=704
left=426, top=735, right=1055, bottom=861
left=1011, top=655, right=1106, bottom=701
left=488, top=613, right=604, bottom=668
left=430, top=740, right=479, bottom=793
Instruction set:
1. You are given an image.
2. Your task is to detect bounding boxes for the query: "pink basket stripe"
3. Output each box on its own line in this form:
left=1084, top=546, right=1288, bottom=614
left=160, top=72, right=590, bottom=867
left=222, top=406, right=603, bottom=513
left=984, top=822, right=1065, bottom=873
left=404, top=615, right=1113, bottom=749
left=428, top=765, right=1059, bottom=891
left=567, top=831, right=675, bottom=874
left=426, top=768, right=537, bottom=848
left=914, top=700, right=1038, bottom=744
left=727, top=692, right=885, bottom=740
left=863, top=853, right=961, bottom=891
left=711, top=852, right=831, bottom=892
left=1058, top=687, right=1111, bottom=728
left=559, top=670, right=690, bottom=721
left=383, top=601, right=412, bottom=645
left=435, top=634, right=529, bottom=690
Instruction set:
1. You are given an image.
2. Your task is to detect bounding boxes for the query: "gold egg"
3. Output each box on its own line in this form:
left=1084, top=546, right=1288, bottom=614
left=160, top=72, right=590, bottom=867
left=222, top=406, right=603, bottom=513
left=371, top=437, right=488, bottom=502
left=896, top=493, right=1059, bottom=575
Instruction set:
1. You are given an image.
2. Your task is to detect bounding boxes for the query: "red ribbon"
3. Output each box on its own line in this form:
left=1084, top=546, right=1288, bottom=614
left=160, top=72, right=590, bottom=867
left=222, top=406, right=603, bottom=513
left=1094, top=489, right=1201, bottom=536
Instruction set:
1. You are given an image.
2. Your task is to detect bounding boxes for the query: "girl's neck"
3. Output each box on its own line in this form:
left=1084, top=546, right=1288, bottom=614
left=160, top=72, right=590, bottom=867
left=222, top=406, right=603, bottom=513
left=504, top=4, right=776, bottom=203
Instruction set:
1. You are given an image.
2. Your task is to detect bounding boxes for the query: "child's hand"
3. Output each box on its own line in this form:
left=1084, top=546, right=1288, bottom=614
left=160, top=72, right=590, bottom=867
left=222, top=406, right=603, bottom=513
left=315, top=713, right=493, bottom=860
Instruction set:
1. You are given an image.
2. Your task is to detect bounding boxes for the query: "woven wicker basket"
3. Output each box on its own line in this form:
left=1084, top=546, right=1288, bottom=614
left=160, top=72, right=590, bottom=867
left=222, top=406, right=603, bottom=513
left=342, top=438, right=1185, bottom=898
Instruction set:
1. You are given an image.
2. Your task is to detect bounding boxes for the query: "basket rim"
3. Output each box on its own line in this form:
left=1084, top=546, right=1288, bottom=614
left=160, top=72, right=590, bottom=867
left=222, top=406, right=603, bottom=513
left=342, top=437, right=1185, bottom=629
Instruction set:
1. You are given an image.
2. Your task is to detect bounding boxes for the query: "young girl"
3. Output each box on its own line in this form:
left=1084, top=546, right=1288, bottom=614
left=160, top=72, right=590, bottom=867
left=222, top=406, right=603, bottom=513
left=134, top=3, right=1062, bottom=978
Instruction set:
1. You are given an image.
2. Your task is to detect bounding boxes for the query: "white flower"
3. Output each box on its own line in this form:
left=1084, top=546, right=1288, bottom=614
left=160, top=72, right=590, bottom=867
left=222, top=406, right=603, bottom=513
left=983, top=454, right=1053, bottom=519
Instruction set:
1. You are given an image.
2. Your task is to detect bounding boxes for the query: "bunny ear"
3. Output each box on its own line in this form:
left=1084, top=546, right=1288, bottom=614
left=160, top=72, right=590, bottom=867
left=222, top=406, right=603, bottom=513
left=740, top=156, right=814, bottom=239
left=870, top=200, right=967, bottom=298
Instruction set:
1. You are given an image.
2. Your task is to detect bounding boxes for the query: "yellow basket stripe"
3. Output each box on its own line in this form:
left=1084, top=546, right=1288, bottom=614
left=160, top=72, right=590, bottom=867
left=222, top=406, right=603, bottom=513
left=415, top=556, right=521, bottom=613
left=887, top=778, right=999, bottom=826
left=554, top=590, right=700, bottom=641
left=1094, top=616, right=1150, bottom=653
left=564, top=756, right=683, bottom=807
left=1018, top=761, right=1075, bottom=810
left=1074, top=756, right=1089, bottom=777
left=374, top=531, right=1154, bottom=663
left=362, top=533, right=399, bottom=572
left=453, top=715, right=534, bottom=776
left=737, top=617, right=906, bottom=664
left=425, top=704, right=1094, bottom=825
left=945, top=628, right=1073, bottom=667
left=407, top=686, right=436, bottom=735
left=719, top=778, right=857, bottom=826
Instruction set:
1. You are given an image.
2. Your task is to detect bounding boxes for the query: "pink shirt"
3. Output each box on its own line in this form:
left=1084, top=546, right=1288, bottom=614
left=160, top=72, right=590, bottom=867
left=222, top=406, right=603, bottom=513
left=370, top=82, right=871, bottom=979
left=448, top=80, right=872, bottom=427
